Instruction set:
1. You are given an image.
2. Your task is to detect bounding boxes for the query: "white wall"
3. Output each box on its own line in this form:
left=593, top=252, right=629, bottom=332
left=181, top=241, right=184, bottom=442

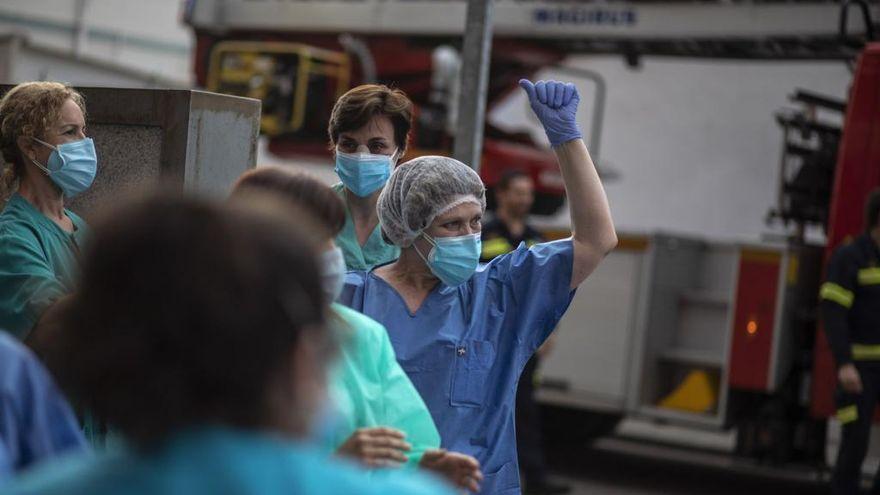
left=9, top=45, right=177, bottom=87
left=491, top=55, right=852, bottom=242
left=0, top=0, right=192, bottom=84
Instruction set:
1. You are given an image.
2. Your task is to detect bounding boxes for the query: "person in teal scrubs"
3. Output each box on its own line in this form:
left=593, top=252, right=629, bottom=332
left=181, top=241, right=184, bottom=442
left=328, top=84, right=413, bottom=270
left=2, top=193, right=454, bottom=495
left=0, top=82, right=97, bottom=338
left=231, top=166, right=481, bottom=492
left=328, top=304, right=441, bottom=468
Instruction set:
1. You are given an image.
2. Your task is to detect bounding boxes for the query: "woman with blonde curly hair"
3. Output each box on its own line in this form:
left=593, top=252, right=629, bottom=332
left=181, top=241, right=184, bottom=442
left=0, top=82, right=97, bottom=338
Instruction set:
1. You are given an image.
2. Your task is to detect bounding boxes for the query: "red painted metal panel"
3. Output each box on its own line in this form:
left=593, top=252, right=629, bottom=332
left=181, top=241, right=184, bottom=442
left=729, top=250, right=782, bottom=391
left=811, top=44, right=880, bottom=418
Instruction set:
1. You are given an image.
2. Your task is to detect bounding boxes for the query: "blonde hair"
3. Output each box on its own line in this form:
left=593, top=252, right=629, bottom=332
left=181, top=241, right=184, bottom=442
left=0, top=82, right=86, bottom=200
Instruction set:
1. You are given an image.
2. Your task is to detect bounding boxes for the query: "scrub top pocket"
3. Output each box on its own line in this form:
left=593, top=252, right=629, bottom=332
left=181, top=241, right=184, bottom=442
left=397, top=342, right=451, bottom=373
left=480, top=461, right=520, bottom=493
left=450, top=340, right=496, bottom=408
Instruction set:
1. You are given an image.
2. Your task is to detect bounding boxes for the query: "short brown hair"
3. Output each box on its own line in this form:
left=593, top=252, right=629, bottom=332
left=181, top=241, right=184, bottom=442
left=328, top=84, right=413, bottom=154
left=496, top=169, right=531, bottom=192
left=0, top=82, right=86, bottom=199
left=231, top=166, right=346, bottom=237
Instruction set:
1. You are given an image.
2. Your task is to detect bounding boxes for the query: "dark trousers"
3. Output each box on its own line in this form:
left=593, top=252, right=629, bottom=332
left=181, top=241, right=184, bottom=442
left=833, top=364, right=880, bottom=495
left=516, top=355, right=547, bottom=486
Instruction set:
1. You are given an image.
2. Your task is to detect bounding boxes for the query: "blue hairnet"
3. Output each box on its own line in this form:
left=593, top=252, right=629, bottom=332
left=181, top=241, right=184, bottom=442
left=378, top=156, right=486, bottom=247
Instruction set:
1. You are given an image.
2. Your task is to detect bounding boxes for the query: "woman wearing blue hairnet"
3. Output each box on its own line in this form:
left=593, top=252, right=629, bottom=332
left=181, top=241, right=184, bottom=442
left=340, top=79, right=617, bottom=494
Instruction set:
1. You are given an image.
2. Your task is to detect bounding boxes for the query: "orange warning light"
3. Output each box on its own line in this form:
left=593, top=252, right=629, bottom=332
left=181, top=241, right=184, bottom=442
left=746, top=319, right=758, bottom=336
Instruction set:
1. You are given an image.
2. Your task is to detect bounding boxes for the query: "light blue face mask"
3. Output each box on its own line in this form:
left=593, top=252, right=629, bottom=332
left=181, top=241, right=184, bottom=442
left=31, top=137, right=98, bottom=198
left=320, top=247, right=347, bottom=302
left=416, top=232, right=482, bottom=287
left=334, top=148, right=397, bottom=198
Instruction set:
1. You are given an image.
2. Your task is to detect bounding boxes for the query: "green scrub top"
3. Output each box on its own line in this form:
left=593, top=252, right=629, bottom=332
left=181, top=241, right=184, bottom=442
left=333, top=183, right=400, bottom=271
left=328, top=304, right=440, bottom=467
left=0, top=194, right=89, bottom=338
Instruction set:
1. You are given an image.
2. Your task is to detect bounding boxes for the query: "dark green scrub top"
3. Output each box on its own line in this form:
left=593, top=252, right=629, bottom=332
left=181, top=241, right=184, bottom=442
left=0, top=194, right=88, bottom=337
left=332, top=183, right=400, bottom=271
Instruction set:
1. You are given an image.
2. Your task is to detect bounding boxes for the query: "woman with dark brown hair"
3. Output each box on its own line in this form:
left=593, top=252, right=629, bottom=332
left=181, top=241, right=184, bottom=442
left=328, top=84, right=412, bottom=271
left=232, top=166, right=482, bottom=492
left=2, top=193, right=453, bottom=495
left=0, top=81, right=97, bottom=338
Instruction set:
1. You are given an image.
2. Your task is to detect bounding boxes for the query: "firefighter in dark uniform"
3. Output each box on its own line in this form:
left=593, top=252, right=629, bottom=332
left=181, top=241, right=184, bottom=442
left=481, top=170, right=569, bottom=495
left=823, top=189, right=880, bottom=495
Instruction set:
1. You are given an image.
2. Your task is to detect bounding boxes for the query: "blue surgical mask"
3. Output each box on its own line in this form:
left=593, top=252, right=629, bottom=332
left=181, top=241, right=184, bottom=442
left=31, top=137, right=98, bottom=198
left=321, top=247, right=347, bottom=302
left=415, top=233, right=482, bottom=286
left=334, top=148, right=397, bottom=197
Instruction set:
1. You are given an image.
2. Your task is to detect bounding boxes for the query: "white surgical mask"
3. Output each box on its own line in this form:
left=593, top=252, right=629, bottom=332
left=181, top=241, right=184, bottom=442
left=321, top=247, right=347, bottom=302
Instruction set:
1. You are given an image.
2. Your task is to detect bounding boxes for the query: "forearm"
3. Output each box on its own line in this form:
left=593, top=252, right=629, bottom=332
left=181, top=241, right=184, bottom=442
left=554, top=140, right=617, bottom=287
left=822, top=303, right=853, bottom=366
left=518, top=78, right=617, bottom=287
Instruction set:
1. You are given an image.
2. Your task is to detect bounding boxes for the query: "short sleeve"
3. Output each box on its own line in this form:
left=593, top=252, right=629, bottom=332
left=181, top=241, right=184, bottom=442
left=0, top=228, right=67, bottom=337
left=484, top=239, right=576, bottom=352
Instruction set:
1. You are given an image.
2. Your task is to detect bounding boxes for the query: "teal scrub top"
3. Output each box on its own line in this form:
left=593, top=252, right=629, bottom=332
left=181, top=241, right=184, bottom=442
left=2, top=427, right=455, bottom=495
left=333, top=184, right=400, bottom=271
left=328, top=304, right=440, bottom=467
left=0, top=194, right=88, bottom=338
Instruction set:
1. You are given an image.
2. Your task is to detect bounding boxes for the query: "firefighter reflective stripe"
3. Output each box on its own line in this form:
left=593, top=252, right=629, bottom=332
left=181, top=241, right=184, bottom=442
left=852, top=344, right=880, bottom=361
left=857, top=267, right=880, bottom=286
left=837, top=405, right=859, bottom=425
left=481, top=237, right=513, bottom=259
left=820, top=282, right=855, bottom=308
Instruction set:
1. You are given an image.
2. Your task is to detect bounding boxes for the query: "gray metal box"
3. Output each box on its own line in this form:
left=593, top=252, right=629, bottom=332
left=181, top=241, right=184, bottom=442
left=0, top=86, right=261, bottom=219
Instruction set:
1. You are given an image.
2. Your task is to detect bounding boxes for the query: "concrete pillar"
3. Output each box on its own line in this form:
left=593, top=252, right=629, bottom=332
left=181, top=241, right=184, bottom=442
left=0, top=86, right=261, bottom=219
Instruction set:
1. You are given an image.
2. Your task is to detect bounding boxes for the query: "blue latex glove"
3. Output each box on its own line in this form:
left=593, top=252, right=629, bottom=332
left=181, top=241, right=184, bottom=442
left=518, top=79, right=582, bottom=147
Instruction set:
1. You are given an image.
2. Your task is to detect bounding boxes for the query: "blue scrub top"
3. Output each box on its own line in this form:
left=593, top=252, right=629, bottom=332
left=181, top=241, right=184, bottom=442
left=340, top=239, right=575, bottom=495
left=0, top=332, right=88, bottom=481
left=0, top=437, right=12, bottom=481
left=2, top=427, right=455, bottom=495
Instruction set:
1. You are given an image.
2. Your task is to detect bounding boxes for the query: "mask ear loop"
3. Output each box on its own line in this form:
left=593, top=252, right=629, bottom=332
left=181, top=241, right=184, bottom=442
left=29, top=137, right=56, bottom=176
left=32, top=137, right=57, bottom=150
left=412, top=233, right=437, bottom=266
